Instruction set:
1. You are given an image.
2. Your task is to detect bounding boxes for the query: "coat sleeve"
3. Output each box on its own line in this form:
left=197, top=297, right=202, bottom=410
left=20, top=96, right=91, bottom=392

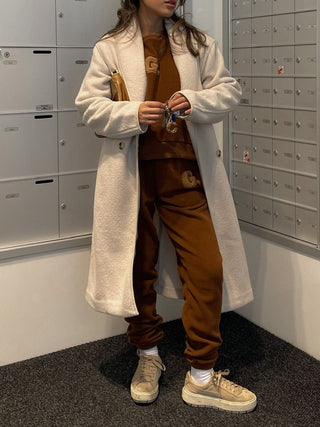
left=75, top=44, right=146, bottom=139
left=179, top=38, right=242, bottom=124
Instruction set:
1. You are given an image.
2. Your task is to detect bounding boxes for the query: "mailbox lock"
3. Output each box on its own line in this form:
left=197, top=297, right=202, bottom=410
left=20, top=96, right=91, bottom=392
left=58, top=12, right=64, bottom=18
left=59, top=76, right=65, bottom=82
left=253, top=88, right=257, bottom=94
left=252, top=29, right=257, bottom=35
left=59, top=139, right=66, bottom=146
left=273, top=181, right=279, bottom=187
left=273, top=58, right=278, bottom=64
left=234, top=58, right=238, bottom=64
left=253, top=176, right=258, bottom=182
left=296, top=122, right=301, bottom=128
left=234, top=31, right=238, bottom=36
left=296, top=186, right=301, bottom=193
left=234, top=1, right=238, bottom=6
left=273, top=26, right=278, bottom=33
left=234, top=172, right=238, bottom=177
left=234, top=143, right=238, bottom=149
left=296, top=57, right=301, bottom=63
left=273, top=149, right=279, bottom=156
left=253, top=146, right=257, bottom=152
left=273, top=119, right=278, bottom=126
left=297, top=218, right=302, bottom=225
left=253, top=205, right=258, bottom=212
left=234, top=114, right=238, bottom=121
left=273, top=89, right=278, bottom=95
left=252, top=58, right=257, bottom=64
left=296, top=25, right=301, bottom=31
left=274, top=212, right=279, bottom=218
left=60, top=203, right=67, bottom=210
left=253, top=117, right=257, bottom=123
left=296, top=89, right=301, bottom=96
left=296, top=154, right=301, bottom=160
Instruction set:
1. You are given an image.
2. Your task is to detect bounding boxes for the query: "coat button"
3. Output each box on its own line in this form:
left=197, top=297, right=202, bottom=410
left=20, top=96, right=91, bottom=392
left=119, top=142, right=125, bottom=150
left=216, top=149, right=222, bottom=157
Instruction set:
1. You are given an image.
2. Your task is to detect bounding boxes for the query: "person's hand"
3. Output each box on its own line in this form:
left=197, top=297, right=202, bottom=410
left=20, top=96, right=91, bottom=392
left=138, top=101, right=165, bottom=125
left=167, top=93, right=191, bottom=116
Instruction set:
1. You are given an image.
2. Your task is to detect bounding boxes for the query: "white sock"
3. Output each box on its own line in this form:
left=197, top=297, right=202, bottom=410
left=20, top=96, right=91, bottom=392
left=140, top=346, right=159, bottom=357
left=190, top=367, right=213, bottom=385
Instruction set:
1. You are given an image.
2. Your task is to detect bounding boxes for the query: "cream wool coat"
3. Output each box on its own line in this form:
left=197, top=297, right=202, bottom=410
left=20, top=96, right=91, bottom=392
left=75, top=19, right=253, bottom=317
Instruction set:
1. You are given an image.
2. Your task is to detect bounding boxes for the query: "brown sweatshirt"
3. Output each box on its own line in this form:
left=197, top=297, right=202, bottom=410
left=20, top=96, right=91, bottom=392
left=139, top=33, right=195, bottom=160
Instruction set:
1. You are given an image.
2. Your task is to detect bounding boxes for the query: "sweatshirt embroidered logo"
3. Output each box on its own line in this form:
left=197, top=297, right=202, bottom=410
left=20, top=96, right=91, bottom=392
left=146, top=56, right=159, bottom=74
left=181, top=170, right=201, bottom=188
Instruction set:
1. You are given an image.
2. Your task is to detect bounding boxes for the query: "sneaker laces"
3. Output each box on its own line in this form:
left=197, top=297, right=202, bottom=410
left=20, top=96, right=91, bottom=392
left=137, top=353, right=166, bottom=382
left=212, top=369, right=244, bottom=396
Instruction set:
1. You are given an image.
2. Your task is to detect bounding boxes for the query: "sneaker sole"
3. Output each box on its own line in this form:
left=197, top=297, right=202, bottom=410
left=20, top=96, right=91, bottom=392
left=131, top=385, right=159, bottom=405
left=182, top=387, right=257, bottom=413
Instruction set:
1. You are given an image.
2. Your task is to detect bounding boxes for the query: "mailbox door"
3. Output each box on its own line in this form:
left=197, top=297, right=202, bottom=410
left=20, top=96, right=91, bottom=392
left=296, top=175, right=317, bottom=209
left=232, top=0, right=252, bottom=19
left=0, top=0, right=56, bottom=46
left=57, top=48, right=92, bottom=110
left=252, top=136, right=273, bottom=166
left=295, top=110, right=317, bottom=143
left=0, top=48, right=57, bottom=114
left=59, top=172, right=96, bottom=238
left=295, top=78, right=316, bottom=110
left=233, top=134, right=252, bottom=162
left=252, top=78, right=272, bottom=107
left=273, top=201, right=295, bottom=236
left=0, top=178, right=59, bottom=247
left=272, top=14, right=294, bottom=46
left=58, top=111, right=102, bottom=173
left=233, top=190, right=253, bottom=222
left=295, top=143, right=317, bottom=175
left=295, top=208, right=318, bottom=244
left=232, top=106, right=252, bottom=133
left=295, top=45, right=316, bottom=76
left=0, top=113, right=58, bottom=180
left=232, top=162, right=252, bottom=192
left=273, top=0, right=294, bottom=14
left=56, top=0, right=119, bottom=46
left=252, top=166, right=273, bottom=197
left=232, top=48, right=252, bottom=75
left=273, top=139, right=295, bottom=171
left=233, top=19, right=252, bottom=48
left=253, top=195, right=273, bottom=228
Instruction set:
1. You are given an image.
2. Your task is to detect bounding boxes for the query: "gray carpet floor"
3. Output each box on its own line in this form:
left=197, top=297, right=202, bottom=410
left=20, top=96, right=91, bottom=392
left=0, top=312, right=319, bottom=427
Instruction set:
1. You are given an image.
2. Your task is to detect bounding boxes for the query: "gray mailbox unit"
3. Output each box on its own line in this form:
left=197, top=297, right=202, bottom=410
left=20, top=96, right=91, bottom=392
left=0, top=0, right=119, bottom=258
left=227, top=0, right=319, bottom=250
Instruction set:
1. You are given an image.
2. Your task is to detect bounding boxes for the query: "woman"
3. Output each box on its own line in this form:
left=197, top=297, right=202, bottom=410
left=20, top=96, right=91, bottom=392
left=76, top=0, right=256, bottom=412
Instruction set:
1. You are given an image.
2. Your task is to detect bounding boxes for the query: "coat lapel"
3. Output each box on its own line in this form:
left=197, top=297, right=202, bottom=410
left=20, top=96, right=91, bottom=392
left=115, top=19, right=201, bottom=102
left=115, top=21, right=146, bottom=102
left=165, top=20, right=201, bottom=92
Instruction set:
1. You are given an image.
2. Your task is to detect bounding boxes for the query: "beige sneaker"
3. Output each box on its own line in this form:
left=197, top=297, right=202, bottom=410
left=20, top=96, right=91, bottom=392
left=130, top=350, right=166, bottom=404
left=182, top=370, right=257, bottom=412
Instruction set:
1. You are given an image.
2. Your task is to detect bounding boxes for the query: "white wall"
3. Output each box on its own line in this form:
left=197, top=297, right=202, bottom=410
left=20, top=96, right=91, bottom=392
left=0, top=247, right=183, bottom=366
left=238, top=232, right=320, bottom=360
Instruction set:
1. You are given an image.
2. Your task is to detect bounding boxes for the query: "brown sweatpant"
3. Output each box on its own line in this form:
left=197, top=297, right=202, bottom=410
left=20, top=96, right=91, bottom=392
left=125, top=159, right=223, bottom=369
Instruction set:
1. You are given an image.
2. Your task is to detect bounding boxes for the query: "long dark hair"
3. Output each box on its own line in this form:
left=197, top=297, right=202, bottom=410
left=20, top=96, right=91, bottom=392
left=100, top=0, right=207, bottom=57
